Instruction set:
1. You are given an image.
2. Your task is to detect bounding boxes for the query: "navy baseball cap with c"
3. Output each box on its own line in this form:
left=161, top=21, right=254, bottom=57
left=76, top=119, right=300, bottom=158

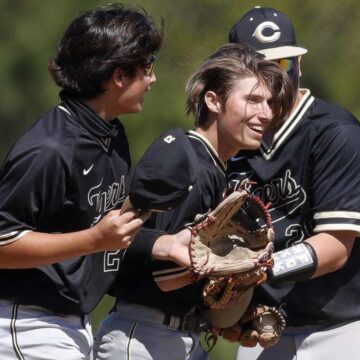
left=121, top=128, right=198, bottom=213
left=229, top=6, right=307, bottom=60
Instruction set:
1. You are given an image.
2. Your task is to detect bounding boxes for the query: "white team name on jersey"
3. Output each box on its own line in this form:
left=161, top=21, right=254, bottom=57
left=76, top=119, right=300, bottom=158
left=232, top=169, right=307, bottom=225
left=88, top=176, right=126, bottom=225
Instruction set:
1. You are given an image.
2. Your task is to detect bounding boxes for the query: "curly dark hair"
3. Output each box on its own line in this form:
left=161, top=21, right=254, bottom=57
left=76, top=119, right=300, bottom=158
left=48, top=3, right=163, bottom=99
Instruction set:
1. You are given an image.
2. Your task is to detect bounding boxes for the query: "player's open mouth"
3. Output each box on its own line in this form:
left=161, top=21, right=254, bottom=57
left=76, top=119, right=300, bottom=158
left=249, top=124, right=264, bottom=134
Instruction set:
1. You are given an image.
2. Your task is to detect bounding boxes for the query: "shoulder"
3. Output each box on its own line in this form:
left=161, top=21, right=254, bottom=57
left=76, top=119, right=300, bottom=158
left=4, top=106, right=78, bottom=168
left=307, top=97, right=359, bottom=128
left=187, top=132, right=226, bottom=177
left=296, top=97, right=360, bottom=148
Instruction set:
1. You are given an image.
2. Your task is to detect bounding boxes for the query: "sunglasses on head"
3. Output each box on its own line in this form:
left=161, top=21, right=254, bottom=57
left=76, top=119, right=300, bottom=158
left=273, top=58, right=296, bottom=72
left=143, top=54, right=157, bottom=77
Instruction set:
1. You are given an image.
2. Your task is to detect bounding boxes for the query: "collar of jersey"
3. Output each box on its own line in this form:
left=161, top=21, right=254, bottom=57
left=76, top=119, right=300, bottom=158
left=58, top=91, right=118, bottom=144
left=259, top=89, right=315, bottom=160
left=186, top=130, right=227, bottom=175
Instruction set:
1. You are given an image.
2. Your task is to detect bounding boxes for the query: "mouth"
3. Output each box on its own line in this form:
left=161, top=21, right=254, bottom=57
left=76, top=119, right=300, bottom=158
left=248, top=124, right=265, bottom=135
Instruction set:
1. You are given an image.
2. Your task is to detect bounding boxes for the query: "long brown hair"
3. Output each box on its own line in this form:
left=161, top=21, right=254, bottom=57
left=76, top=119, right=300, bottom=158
left=185, top=43, right=295, bottom=126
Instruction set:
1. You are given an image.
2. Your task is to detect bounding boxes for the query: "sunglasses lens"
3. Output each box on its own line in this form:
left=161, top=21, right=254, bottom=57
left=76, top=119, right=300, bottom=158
left=276, top=59, right=295, bottom=72
left=143, top=55, right=156, bottom=77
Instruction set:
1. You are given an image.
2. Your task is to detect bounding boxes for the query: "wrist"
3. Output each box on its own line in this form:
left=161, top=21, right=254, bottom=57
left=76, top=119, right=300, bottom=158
left=152, top=234, right=172, bottom=261
left=268, top=242, right=318, bottom=282
left=82, top=226, right=103, bottom=253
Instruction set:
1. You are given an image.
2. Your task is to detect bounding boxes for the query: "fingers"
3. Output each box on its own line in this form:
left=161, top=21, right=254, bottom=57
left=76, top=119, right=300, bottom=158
left=221, top=324, right=242, bottom=342
left=137, top=210, right=151, bottom=222
left=240, top=329, right=259, bottom=347
left=93, top=208, right=149, bottom=251
left=114, top=211, right=147, bottom=236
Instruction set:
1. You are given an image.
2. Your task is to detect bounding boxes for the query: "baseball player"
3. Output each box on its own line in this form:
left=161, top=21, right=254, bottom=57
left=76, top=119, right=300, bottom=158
left=0, top=4, right=163, bottom=359
left=93, top=43, right=294, bottom=360
left=227, top=7, right=360, bottom=360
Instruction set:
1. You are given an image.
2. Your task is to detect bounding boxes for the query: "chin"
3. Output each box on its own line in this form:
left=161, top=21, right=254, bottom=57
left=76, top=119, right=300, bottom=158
left=129, top=105, right=143, bottom=113
left=243, top=141, right=262, bottom=150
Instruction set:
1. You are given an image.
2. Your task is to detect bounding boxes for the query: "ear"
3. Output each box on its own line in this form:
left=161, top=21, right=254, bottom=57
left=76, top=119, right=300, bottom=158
left=297, top=56, right=303, bottom=78
left=112, top=67, right=124, bottom=87
left=204, top=90, right=221, bottom=114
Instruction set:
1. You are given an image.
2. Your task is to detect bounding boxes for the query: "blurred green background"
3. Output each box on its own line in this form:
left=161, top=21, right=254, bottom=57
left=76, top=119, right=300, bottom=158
left=1, top=0, right=359, bottom=359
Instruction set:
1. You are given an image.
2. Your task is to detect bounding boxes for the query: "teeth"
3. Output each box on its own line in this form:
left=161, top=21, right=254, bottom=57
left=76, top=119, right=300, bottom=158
left=249, top=125, right=263, bottom=133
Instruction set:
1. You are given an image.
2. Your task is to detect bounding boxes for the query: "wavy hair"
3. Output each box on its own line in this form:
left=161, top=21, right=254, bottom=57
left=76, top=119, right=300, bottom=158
left=48, top=3, right=163, bottom=99
left=186, top=43, right=295, bottom=127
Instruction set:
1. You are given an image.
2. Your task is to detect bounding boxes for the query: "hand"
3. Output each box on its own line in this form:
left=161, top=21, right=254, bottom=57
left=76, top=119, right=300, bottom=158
left=91, top=209, right=150, bottom=251
left=152, top=228, right=192, bottom=267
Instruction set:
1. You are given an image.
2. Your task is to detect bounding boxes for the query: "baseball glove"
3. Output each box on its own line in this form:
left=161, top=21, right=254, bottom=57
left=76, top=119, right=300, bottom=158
left=188, top=189, right=274, bottom=316
left=218, top=304, right=286, bottom=348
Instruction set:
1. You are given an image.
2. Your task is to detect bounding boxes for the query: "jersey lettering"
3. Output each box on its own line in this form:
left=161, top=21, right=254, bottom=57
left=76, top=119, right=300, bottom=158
left=229, top=169, right=307, bottom=225
left=88, top=176, right=126, bottom=225
left=88, top=176, right=127, bottom=273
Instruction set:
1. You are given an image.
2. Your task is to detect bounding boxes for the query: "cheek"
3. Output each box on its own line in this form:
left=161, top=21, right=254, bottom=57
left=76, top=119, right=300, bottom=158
left=226, top=103, right=247, bottom=126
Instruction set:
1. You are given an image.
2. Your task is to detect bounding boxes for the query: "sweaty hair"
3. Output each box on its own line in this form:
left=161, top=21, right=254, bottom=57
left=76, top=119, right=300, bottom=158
left=185, top=43, right=295, bottom=127
left=48, top=3, right=163, bottom=99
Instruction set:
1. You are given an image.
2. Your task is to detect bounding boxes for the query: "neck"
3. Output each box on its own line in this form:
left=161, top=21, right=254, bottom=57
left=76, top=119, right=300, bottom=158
left=83, top=95, right=115, bottom=122
left=195, top=124, right=233, bottom=162
left=293, top=89, right=304, bottom=111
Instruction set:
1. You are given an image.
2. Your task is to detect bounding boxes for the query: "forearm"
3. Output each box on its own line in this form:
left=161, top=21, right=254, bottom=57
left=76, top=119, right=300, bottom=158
left=156, top=272, right=196, bottom=292
left=306, top=230, right=355, bottom=277
left=0, top=209, right=147, bottom=269
left=0, top=228, right=98, bottom=268
left=148, top=227, right=195, bottom=291
left=125, top=227, right=165, bottom=262
left=269, top=230, right=356, bottom=282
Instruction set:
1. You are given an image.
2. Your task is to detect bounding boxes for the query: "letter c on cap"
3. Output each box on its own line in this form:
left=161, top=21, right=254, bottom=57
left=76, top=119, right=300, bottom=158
left=252, top=21, right=281, bottom=43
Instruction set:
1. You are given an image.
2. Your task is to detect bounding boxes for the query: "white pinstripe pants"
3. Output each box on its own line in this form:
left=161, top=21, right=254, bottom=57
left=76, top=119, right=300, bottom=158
left=236, top=319, right=360, bottom=360
left=0, top=299, right=92, bottom=360
left=94, top=301, right=208, bottom=360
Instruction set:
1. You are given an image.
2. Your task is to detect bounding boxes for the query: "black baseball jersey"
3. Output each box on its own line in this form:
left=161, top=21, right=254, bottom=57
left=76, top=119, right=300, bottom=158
left=227, top=89, right=360, bottom=326
left=0, top=94, right=130, bottom=315
left=109, top=130, right=227, bottom=317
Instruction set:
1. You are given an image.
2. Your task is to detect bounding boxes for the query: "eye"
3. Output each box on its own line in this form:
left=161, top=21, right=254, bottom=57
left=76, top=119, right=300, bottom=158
left=246, top=95, right=262, bottom=104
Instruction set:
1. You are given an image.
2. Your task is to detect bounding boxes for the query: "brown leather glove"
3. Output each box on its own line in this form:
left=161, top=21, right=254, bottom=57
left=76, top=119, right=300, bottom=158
left=220, top=304, right=286, bottom=348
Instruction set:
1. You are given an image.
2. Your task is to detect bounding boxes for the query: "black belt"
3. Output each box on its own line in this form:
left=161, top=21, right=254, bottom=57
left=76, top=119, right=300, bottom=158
left=163, top=310, right=211, bottom=333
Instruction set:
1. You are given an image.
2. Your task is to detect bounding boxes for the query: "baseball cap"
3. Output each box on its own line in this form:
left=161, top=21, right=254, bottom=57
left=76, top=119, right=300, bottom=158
left=229, top=6, right=308, bottom=60
left=121, top=128, right=198, bottom=213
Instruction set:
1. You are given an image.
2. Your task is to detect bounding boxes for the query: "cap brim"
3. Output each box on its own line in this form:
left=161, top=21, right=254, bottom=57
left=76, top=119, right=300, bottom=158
left=259, top=46, right=308, bottom=60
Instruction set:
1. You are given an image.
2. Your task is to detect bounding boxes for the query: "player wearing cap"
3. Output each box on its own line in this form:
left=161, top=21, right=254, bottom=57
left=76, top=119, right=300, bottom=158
left=0, top=4, right=163, bottom=359
left=227, top=6, right=360, bottom=360
left=93, top=43, right=294, bottom=360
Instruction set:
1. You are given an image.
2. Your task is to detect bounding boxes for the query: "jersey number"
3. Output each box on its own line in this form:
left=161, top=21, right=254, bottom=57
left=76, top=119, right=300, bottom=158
left=104, top=250, right=121, bottom=272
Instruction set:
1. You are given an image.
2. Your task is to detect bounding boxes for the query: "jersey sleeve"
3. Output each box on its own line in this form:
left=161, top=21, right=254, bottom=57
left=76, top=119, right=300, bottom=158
left=310, top=122, right=360, bottom=235
left=0, top=140, right=69, bottom=245
left=151, top=167, right=224, bottom=282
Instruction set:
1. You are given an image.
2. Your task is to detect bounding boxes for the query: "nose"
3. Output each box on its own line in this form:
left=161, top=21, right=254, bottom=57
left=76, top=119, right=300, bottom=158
left=259, top=102, right=273, bottom=123
left=150, top=71, right=157, bottom=84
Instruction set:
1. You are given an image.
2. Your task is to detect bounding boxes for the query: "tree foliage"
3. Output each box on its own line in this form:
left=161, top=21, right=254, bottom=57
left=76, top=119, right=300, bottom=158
left=1, top=0, right=359, bottom=163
